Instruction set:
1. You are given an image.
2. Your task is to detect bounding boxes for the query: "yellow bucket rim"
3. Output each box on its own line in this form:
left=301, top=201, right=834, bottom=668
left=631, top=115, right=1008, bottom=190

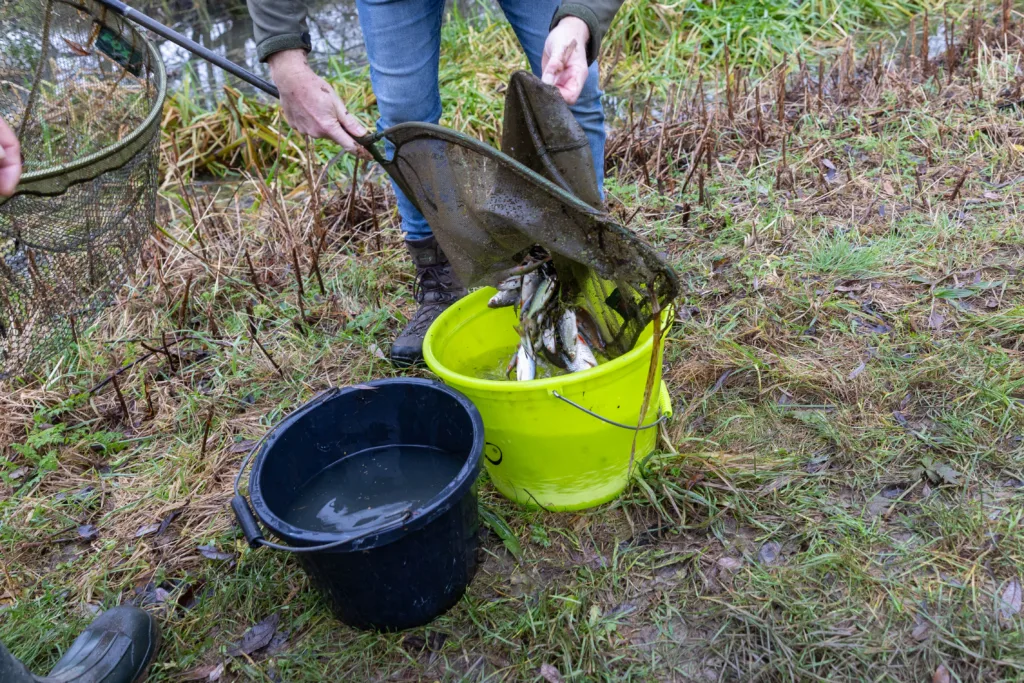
left=424, top=288, right=674, bottom=394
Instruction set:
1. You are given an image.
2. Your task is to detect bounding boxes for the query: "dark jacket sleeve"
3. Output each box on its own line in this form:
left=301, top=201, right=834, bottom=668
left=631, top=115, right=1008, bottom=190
left=549, top=0, right=625, bottom=64
left=247, top=0, right=313, bottom=62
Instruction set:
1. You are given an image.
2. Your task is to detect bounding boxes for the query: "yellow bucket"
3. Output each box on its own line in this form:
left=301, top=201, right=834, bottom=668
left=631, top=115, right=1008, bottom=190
left=423, top=288, right=672, bottom=511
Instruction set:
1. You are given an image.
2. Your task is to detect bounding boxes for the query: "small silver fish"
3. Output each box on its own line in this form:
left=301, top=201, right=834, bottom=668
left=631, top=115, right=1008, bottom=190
left=520, top=270, right=541, bottom=311
left=575, top=308, right=606, bottom=352
left=542, top=326, right=557, bottom=356
left=497, top=276, right=522, bottom=291
left=488, top=288, right=520, bottom=308
left=557, top=309, right=578, bottom=361
left=564, top=334, right=598, bottom=373
left=526, top=276, right=555, bottom=319
left=516, top=340, right=536, bottom=381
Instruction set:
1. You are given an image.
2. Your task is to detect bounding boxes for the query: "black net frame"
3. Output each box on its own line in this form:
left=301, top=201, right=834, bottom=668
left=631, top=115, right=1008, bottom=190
left=0, top=0, right=166, bottom=378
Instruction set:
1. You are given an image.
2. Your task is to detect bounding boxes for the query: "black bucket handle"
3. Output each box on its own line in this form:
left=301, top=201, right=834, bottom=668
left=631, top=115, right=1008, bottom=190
left=230, top=386, right=415, bottom=554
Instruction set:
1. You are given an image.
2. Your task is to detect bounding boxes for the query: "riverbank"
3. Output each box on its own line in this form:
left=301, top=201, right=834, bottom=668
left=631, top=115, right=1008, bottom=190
left=3, top=4, right=1024, bottom=681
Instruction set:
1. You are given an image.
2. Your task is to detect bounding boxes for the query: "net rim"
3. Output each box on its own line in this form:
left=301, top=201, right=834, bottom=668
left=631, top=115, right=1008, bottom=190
left=371, top=121, right=606, bottom=220
left=8, top=0, right=167, bottom=187
left=372, top=121, right=681, bottom=300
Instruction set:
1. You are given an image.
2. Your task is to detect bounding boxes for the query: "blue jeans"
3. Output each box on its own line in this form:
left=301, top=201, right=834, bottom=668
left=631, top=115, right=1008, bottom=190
left=356, top=0, right=606, bottom=241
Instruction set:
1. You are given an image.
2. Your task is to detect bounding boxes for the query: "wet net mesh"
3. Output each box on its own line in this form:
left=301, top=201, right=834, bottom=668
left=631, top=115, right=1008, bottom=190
left=368, top=71, right=679, bottom=358
left=0, top=0, right=165, bottom=378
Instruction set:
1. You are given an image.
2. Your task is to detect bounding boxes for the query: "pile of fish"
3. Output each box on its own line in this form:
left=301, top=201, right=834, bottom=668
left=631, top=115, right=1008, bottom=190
left=488, top=251, right=605, bottom=381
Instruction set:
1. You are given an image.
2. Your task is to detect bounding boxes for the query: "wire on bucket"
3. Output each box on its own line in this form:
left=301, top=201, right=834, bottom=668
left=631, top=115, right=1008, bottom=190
left=550, top=391, right=667, bottom=431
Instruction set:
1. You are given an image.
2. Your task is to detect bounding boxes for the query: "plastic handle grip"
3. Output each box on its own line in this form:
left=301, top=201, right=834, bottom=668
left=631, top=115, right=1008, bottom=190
left=231, top=495, right=265, bottom=549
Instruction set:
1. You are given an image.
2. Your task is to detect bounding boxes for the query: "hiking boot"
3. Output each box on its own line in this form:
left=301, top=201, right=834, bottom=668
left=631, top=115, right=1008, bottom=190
left=391, top=236, right=467, bottom=367
left=0, top=605, right=161, bottom=683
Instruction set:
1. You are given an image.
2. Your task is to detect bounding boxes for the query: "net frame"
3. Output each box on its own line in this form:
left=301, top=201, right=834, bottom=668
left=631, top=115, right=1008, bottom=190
left=0, top=0, right=166, bottom=378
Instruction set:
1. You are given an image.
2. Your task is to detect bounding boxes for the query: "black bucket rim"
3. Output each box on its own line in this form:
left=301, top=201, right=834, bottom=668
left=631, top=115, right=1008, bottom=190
left=247, top=377, right=484, bottom=551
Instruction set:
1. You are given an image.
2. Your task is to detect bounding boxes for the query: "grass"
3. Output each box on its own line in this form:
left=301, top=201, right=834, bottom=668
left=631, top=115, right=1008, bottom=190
left=3, top=4, right=1024, bottom=682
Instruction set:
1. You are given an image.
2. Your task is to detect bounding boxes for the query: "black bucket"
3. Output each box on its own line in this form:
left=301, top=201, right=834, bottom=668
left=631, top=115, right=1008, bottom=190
left=231, top=378, right=484, bottom=632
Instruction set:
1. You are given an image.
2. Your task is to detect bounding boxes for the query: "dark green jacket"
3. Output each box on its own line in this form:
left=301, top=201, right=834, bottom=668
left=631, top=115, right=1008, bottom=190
left=247, top=0, right=624, bottom=66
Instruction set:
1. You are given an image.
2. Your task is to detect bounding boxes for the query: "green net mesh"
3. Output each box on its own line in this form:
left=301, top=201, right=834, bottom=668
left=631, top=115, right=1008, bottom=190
left=368, top=71, right=679, bottom=360
left=0, top=0, right=165, bottom=378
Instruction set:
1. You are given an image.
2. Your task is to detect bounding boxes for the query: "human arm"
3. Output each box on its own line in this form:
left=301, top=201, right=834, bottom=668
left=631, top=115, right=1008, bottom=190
left=541, top=0, right=625, bottom=104
left=246, top=0, right=370, bottom=158
left=0, top=116, right=21, bottom=197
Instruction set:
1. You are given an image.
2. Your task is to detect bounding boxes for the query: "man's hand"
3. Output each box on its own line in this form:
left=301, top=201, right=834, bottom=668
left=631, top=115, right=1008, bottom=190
left=541, top=17, right=591, bottom=105
left=0, top=115, right=22, bottom=197
left=267, top=50, right=371, bottom=159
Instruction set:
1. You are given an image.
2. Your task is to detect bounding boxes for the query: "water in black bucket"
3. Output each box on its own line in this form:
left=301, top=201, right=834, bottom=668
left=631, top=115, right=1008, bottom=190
left=233, top=378, right=485, bottom=632
left=279, top=445, right=464, bottom=534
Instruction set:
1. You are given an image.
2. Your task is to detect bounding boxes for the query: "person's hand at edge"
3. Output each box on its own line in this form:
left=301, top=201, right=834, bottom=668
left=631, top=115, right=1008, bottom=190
left=267, top=49, right=372, bottom=160
left=0, top=115, right=22, bottom=197
left=541, top=17, right=591, bottom=105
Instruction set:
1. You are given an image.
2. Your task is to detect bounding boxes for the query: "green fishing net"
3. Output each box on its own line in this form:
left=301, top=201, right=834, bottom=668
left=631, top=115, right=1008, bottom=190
left=0, top=0, right=165, bottom=378
left=364, top=71, right=679, bottom=359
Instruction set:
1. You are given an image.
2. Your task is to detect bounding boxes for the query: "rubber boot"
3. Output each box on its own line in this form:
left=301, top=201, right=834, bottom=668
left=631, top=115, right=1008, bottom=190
left=0, top=641, right=37, bottom=683
left=0, top=605, right=160, bottom=683
left=391, top=236, right=467, bottom=367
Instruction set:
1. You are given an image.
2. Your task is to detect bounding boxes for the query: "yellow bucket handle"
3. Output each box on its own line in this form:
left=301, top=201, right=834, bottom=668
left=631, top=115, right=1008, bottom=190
left=550, top=390, right=667, bottom=431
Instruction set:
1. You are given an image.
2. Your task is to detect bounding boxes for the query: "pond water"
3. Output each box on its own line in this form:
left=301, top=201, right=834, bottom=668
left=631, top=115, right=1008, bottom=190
left=137, top=0, right=493, bottom=101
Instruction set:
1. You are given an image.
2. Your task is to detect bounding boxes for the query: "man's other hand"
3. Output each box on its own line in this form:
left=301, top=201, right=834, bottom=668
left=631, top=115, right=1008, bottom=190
left=0, top=116, right=22, bottom=197
left=541, top=17, right=590, bottom=105
left=267, top=49, right=371, bottom=159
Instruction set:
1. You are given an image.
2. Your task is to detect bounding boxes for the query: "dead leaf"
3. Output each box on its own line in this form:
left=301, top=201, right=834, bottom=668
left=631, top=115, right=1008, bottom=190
left=135, top=523, right=161, bottom=538
left=540, top=663, right=564, bottom=683
left=931, top=462, right=960, bottom=485
left=229, top=439, right=257, bottom=454
left=927, top=309, right=946, bottom=330
left=228, top=613, right=279, bottom=656
left=998, top=578, right=1022, bottom=622
left=156, top=510, right=181, bottom=536
left=758, top=541, right=782, bottom=566
left=78, top=525, right=99, bottom=541
left=866, top=494, right=891, bottom=518
left=932, top=664, right=950, bottom=683
left=848, top=360, right=867, bottom=380
left=265, top=630, right=289, bottom=656
left=717, top=556, right=743, bottom=570
left=821, top=158, right=837, bottom=182
left=179, top=662, right=224, bottom=681
left=805, top=454, right=830, bottom=473
left=916, top=458, right=960, bottom=486
left=197, top=545, right=234, bottom=561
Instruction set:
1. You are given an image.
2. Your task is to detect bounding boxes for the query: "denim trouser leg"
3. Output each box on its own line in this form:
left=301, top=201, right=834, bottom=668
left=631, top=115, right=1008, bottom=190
left=356, top=0, right=446, bottom=241
left=356, top=0, right=607, bottom=241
